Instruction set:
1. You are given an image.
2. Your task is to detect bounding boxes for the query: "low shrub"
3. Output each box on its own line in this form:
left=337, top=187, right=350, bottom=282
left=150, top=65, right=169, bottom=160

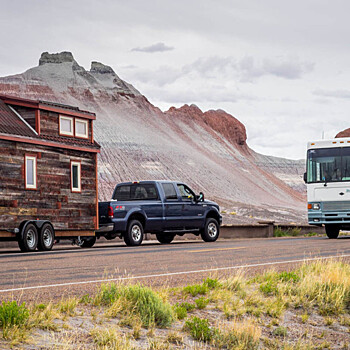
left=195, top=297, right=210, bottom=309
left=0, top=301, right=29, bottom=329
left=185, top=316, right=214, bottom=342
left=173, top=305, right=187, bottom=320
left=183, top=284, right=208, bottom=297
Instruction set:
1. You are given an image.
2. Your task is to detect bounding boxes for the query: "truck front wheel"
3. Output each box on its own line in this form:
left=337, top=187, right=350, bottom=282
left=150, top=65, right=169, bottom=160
left=325, top=225, right=340, bottom=239
left=201, top=218, right=220, bottom=242
left=156, top=233, right=175, bottom=244
left=124, top=220, right=144, bottom=246
left=18, top=223, right=38, bottom=252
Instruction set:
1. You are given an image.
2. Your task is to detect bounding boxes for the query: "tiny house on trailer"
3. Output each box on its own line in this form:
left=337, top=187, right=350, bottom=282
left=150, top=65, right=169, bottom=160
left=0, top=95, right=100, bottom=252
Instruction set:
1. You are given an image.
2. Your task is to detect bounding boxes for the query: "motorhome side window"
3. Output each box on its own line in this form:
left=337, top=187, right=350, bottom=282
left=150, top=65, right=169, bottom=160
left=25, top=155, right=37, bottom=190
left=161, top=183, right=178, bottom=200
left=71, top=161, right=81, bottom=192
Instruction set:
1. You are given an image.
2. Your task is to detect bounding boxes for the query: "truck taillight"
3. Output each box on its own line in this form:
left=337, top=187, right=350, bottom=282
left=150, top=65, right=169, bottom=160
left=108, top=206, right=114, bottom=218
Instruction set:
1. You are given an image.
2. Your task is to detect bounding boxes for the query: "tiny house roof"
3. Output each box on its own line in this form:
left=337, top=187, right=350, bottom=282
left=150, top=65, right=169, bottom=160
left=0, top=95, right=100, bottom=153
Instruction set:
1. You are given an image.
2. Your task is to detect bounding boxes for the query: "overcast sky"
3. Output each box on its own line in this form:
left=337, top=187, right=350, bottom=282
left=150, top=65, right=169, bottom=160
left=1, top=0, right=349, bottom=159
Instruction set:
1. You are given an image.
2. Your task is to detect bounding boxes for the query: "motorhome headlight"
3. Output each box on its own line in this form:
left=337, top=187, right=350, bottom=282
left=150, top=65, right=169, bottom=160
left=313, top=203, right=320, bottom=210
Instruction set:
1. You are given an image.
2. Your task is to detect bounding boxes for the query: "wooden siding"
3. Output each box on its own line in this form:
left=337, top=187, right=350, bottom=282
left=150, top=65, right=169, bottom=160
left=11, top=106, right=36, bottom=130
left=40, top=110, right=92, bottom=141
left=0, top=139, right=97, bottom=231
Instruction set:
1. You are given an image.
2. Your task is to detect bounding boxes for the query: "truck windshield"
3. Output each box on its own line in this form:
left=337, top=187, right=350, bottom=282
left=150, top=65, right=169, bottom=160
left=307, top=147, right=350, bottom=183
left=113, top=184, right=159, bottom=201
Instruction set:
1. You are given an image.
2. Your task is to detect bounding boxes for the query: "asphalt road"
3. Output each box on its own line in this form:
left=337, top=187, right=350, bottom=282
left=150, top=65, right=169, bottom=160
left=0, top=236, right=349, bottom=302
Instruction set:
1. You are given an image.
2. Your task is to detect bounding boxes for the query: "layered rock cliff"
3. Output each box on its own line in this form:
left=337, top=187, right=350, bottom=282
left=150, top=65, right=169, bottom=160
left=0, top=52, right=306, bottom=223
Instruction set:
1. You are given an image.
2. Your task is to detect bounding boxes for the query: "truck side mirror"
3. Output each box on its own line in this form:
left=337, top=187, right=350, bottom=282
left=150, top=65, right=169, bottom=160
left=198, top=192, right=205, bottom=202
left=303, top=172, right=307, bottom=183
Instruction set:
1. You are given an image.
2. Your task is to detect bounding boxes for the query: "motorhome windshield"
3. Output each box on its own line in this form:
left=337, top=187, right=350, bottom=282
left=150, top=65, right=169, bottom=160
left=307, top=147, right=350, bottom=183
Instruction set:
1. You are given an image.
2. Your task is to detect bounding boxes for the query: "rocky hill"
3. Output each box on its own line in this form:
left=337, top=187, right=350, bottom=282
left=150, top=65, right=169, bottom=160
left=0, top=52, right=306, bottom=223
left=336, top=129, right=350, bottom=138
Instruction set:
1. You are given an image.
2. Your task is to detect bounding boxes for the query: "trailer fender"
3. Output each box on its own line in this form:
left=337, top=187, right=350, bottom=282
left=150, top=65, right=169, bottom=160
left=17, top=220, right=53, bottom=240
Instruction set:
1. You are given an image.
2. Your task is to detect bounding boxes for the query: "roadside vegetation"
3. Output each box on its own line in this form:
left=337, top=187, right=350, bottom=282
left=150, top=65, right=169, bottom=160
left=1, top=259, right=350, bottom=349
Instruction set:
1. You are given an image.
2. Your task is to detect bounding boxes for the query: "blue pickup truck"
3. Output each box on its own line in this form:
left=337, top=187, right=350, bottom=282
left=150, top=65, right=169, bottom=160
left=96, top=181, right=222, bottom=246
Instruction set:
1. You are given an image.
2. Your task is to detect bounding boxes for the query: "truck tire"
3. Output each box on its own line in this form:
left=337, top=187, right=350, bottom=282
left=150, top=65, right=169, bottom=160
left=201, top=218, right=220, bottom=242
left=156, top=233, right=175, bottom=244
left=124, top=220, right=143, bottom=246
left=325, top=225, right=339, bottom=239
left=78, top=236, right=96, bottom=248
left=18, top=223, right=38, bottom=252
left=38, top=223, right=55, bottom=251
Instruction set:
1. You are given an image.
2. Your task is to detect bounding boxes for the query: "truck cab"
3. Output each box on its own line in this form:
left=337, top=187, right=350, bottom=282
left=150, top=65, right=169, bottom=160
left=305, top=138, right=350, bottom=238
left=98, top=181, right=222, bottom=246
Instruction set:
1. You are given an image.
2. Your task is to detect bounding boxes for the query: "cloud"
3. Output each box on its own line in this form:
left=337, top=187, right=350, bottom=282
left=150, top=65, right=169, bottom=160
left=131, top=42, right=174, bottom=53
left=313, top=89, right=350, bottom=99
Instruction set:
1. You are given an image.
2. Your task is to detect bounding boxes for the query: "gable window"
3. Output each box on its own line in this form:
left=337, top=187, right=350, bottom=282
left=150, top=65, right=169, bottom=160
left=71, top=161, right=81, bottom=192
left=75, top=119, right=88, bottom=139
left=25, top=155, right=37, bottom=190
left=59, top=116, right=74, bottom=136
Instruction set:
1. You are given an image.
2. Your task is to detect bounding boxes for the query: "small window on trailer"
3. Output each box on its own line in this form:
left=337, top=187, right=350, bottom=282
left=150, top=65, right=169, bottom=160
left=71, top=161, right=81, bottom=192
left=59, top=116, right=74, bottom=136
left=25, top=155, right=37, bottom=190
left=75, top=119, right=89, bottom=139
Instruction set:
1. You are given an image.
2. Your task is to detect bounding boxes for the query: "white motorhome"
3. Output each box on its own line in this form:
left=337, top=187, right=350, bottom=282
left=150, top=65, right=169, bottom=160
left=305, top=137, right=350, bottom=238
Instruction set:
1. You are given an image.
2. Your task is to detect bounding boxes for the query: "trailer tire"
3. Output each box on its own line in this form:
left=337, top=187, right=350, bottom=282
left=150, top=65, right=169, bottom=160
left=325, top=225, right=339, bottom=239
left=18, top=223, right=38, bottom=252
left=38, top=223, right=55, bottom=251
left=79, top=236, right=96, bottom=248
left=156, top=233, right=175, bottom=244
left=124, top=220, right=143, bottom=246
left=201, top=218, right=220, bottom=242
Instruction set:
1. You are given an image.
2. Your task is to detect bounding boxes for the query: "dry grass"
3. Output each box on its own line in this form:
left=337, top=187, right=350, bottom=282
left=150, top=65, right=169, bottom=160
left=1, top=259, right=350, bottom=349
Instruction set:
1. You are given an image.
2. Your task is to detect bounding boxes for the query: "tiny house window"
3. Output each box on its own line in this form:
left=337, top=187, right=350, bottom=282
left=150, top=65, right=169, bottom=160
left=59, top=116, right=73, bottom=136
left=25, top=155, right=37, bottom=190
left=75, top=119, right=88, bottom=139
left=71, top=161, right=81, bottom=192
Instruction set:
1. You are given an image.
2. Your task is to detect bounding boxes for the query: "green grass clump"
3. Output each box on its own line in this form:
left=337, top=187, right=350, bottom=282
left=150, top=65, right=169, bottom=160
left=203, top=277, right=220, bottom=289
left=273, top=326, right=287, bottom=337
left=0, top=301, right=29, bottom=329
left=173, top=305, right=187, bottom=320
left=178, top=302, right=196, bottom=312
left=274, top=226, right=301, bottom=237
left=183, top=283, right=208, bottom=297
left=185, top=316, right=214, bottom=342
left=195, top=297, right=210, bottom=309
left=96, top=283, right=173, bottom=327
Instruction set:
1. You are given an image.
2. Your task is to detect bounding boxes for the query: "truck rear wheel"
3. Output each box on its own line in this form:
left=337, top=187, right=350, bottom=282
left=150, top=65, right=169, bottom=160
left=124, top=220, right=143, bottom=246
left=156, top=233, right=175, bottom=244
left=18, top=223, right=38, bottom=252
left=78, top=236, right=96, bottom=248
left=201, top=218, right=220, bottom=242
left=325, top=225, right=339, bottom=239
left=38, top=223, right=55, bottom=251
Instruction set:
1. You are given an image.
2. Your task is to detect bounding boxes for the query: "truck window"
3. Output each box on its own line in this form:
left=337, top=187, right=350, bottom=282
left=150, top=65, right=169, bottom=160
left=113, top=184, right=159, bottom=201
left=177, top=184, right=195, bottom=201
left=161, top=183, right=178, bottom=200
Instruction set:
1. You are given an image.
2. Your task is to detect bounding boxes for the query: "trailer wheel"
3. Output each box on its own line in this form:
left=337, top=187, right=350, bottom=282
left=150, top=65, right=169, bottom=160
left=201, top=218, right=220, bottom=242
left=38, top=223, right=55, bottom=251
left=124, top=220, right=143, bottom=246
left=156, top=233, right=175, bottom=244
left=78, top=236, right=96, bottom=248
left=18, top=223, right=38, bottom=252
left=325, top=225, right=339, bottom=239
